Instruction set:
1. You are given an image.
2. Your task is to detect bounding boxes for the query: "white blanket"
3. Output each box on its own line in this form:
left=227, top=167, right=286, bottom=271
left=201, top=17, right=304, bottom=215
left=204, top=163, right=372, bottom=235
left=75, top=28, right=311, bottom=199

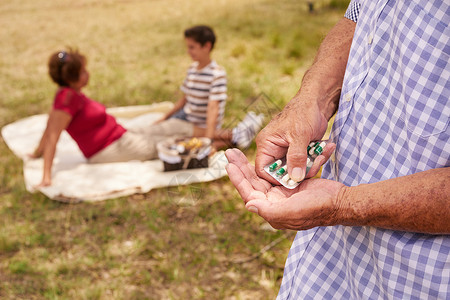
left=1, top=102, right=228, bottom=203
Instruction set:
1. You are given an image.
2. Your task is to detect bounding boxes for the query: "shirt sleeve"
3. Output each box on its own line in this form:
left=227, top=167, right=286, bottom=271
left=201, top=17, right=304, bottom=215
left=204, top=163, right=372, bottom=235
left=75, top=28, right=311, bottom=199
left=180, top=77, right=188, bottom=94
left=53, top=88, right=83, bottom=116
left=344, top=0, right=360, bottom=23
left=209, top=70, right=227, bottom=102
left=180, top=63, right=195, bottom=94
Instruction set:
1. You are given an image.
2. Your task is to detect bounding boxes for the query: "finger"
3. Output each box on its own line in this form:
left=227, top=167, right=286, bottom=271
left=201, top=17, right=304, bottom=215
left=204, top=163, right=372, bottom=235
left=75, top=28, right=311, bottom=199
left=286, top=137, right=310, bottom=183
left=255, top=149, right=288, bottom=184
left=246, top=195, right=312, bottom=231
left=225, top=163, right=266, bottom=203
left=225, top=163, right=255, bottom=200
left=225, top=149, right=272, bottom=191
left=255, top=132, right=289, bottom=184
left=245, top=198, right=292, bottom=228
left=305, top=142, right=336, bottom=178
left=225, top=148, right=243, bottom=164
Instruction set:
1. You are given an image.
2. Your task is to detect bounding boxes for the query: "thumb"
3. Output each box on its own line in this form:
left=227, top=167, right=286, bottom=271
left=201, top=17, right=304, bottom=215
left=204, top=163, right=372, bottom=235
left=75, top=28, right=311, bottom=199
left=286, top=138, right=310, bottom=182
left=245, top=199, right=288, bottom=228
left=245, top=199, right=272, bottom=216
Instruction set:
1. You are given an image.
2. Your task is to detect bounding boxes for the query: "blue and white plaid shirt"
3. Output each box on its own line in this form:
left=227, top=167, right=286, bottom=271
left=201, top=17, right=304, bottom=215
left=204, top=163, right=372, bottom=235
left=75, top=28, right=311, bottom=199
left=278, top=1, right=449, bottom=299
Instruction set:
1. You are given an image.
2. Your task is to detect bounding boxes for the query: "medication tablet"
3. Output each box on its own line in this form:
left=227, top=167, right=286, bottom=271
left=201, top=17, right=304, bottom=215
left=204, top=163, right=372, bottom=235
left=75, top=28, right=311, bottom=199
left=308, top=142, right=320, bottom=156
left=314, top=141, right=327, bottom=156
left=269, top=159, right=282, bottom=172
left=276, top=165, right=287, bottom=176
left=307, top=142, right=316, bottom=153
left=307, top=157, right=314, bottom=169
left=263, top=140, right=329, bottom=189
left=281, top=174, right=290, bottom=183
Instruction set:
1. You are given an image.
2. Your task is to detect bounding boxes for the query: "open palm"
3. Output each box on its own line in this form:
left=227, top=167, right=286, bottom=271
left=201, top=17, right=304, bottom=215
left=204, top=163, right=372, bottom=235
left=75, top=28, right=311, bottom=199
left=225, top=148, right=345, bottom=230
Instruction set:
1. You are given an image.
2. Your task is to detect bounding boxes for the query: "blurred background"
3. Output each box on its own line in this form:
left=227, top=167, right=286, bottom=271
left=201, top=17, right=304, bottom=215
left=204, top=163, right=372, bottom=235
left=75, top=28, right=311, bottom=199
left=0, top=0, right=348, bottom=299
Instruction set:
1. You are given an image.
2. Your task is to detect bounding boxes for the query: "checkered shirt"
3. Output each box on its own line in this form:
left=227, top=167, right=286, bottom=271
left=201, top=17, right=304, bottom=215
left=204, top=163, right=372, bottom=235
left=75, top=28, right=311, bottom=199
left=278, top=1, right=450, bottom=299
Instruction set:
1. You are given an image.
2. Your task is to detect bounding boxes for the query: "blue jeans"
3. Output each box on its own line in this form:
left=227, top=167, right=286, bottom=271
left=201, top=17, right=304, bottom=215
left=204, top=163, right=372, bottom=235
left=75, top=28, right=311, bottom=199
left=170, top=108, right=189, bottom=121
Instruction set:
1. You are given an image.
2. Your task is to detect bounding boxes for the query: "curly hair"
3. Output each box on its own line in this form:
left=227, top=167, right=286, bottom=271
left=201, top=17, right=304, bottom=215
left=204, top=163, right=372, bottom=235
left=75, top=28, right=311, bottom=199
left=48, top=49, right=86, bottom=87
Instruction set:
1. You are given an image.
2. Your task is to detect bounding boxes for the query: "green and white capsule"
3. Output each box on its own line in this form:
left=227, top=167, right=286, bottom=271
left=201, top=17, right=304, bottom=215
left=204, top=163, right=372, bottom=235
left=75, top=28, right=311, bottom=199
left=276, top=165, right=287, bottom=176
left=306, top=157, right=313, bottom=168
left=314, top=141, right=327, bottom=155
left=305, top=157, right=314, bottom=174
left=269, top=159, right=282, bottom=172
left=309, top=142, right=320, bottom=156
left=307, top=142, right=316, bottom=153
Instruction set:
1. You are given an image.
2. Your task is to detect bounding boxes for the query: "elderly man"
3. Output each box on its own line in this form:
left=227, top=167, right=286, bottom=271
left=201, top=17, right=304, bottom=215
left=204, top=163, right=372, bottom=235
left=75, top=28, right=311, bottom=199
left=226, top=0, right=449, bottom=298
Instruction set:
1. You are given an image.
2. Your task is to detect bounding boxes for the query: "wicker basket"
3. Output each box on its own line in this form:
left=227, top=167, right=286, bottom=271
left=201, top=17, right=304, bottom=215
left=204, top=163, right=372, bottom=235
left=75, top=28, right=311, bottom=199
left=157, top=137, right=212, bottom=171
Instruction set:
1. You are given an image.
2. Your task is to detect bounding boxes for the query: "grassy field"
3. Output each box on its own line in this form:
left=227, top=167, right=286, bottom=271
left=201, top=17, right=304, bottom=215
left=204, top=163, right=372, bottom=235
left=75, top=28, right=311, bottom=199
left=0, top=0, right=347, bottom=299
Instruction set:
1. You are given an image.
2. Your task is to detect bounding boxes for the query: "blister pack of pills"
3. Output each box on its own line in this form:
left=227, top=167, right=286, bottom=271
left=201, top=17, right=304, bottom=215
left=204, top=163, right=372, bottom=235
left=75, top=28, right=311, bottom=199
left=263, top=140, right=328, bottom=189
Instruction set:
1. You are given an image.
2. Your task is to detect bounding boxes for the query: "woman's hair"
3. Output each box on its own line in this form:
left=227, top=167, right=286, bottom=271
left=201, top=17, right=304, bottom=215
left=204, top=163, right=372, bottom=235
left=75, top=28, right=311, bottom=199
left=48, top=49, right=86, bottom=87
left=184, top=25, right=216, bottom=50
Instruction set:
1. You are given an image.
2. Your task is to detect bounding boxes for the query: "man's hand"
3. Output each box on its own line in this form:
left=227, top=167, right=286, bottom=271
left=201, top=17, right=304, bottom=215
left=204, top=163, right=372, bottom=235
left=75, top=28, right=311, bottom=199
left=255, top=18, right=356, bottom=185
left=255, top=100, right=330, bottom=184
left=226, top=148, right=344, bottom=230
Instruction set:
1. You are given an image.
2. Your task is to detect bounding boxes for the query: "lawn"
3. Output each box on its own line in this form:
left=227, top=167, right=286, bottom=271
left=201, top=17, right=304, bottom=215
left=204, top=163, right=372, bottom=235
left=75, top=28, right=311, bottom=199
left=0, top=0, right=347, bottom=299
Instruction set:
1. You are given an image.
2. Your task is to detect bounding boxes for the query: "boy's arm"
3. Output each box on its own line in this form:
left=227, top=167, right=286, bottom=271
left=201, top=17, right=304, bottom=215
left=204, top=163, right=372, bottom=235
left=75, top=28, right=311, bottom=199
left=206, top=69, right=227, bottom=139
left=205, top=100, right=220, bottom=139
left=162, top=95, right=187, bottom=120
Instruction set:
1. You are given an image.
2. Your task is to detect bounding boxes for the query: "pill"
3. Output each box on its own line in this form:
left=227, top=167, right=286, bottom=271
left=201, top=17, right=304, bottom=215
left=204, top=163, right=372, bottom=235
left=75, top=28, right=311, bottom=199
left=276, top=165, right=287, bottom=176
left=307, top=157, right=314, bottom=168
left=307, top=142, right=316, bottom=153
left=264, top=140, right=329, bottom=190
left=288, top=179, right=297, bottom=186
left=281, top=174, right=290, bottom=183
left=314, top=141, right=327, bottom=155
left=269, top=159, right=282, bottom=172
left=309, top=142, right=320, bottom=156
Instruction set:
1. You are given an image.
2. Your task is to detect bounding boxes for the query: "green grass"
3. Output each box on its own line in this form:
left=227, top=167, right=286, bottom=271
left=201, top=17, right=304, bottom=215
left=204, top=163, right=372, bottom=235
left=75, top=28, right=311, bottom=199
left=0, top=0, right=347, bottom=298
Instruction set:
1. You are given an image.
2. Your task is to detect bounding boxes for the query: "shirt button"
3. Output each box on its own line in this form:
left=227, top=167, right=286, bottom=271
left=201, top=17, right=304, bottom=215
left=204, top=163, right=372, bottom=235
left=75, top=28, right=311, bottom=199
left=368, top=33, right=373, bottom=45
left=344, top=93, right=352, bottom=102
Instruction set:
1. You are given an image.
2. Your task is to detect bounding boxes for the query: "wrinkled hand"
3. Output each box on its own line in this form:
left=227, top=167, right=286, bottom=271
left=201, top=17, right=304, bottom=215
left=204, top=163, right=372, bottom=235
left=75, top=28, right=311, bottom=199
left=255, top=99, right=329, bottom=183
left=225, top=148, right=344, bottom=230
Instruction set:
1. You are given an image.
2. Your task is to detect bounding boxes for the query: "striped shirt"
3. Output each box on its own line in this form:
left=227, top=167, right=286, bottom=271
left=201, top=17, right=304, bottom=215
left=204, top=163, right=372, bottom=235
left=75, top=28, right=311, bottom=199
left=180, top=60, right=227, bottom=128
left=278, top=1, right=449, bottom=299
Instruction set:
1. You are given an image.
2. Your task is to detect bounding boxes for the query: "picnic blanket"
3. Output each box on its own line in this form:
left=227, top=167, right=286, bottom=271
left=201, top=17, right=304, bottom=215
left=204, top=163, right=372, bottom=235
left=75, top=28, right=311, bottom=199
left=1, top=102, right=228, bottom=203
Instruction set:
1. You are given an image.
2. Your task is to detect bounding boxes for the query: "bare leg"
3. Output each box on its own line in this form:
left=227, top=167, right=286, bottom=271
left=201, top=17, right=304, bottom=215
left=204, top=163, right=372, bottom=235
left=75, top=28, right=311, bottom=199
left=134, top=118, right=194, bottom=138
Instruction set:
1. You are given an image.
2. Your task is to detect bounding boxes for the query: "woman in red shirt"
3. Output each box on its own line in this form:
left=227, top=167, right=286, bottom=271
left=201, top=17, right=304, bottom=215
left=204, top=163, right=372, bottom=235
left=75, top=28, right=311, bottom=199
left=32, top=49, right=263, bottom=187
left=31, top=50, right=187, bottom=187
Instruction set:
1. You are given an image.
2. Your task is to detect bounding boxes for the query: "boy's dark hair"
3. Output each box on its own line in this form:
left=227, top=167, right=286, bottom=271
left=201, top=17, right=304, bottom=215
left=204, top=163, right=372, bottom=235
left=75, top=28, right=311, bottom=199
left=48, top=48, right=86, bottom=87
left=184, top=25, right=216, bottom=50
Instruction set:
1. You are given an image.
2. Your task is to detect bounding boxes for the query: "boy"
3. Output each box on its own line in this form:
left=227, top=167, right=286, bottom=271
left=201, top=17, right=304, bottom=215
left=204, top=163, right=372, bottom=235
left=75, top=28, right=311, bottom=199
left=159, top=25, right=263, bottom=149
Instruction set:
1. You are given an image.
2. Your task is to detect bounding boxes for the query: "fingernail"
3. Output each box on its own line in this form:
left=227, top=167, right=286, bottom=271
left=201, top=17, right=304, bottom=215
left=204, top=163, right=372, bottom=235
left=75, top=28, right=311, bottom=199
left=248, top=206, right=259, bottom=214
left=291, top=167, right=304, bottom=182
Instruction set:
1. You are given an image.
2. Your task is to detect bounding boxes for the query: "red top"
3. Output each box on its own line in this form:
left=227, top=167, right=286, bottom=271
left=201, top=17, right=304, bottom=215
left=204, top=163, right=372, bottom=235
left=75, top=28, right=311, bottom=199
left=53, top=87, right=126, bottom=158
